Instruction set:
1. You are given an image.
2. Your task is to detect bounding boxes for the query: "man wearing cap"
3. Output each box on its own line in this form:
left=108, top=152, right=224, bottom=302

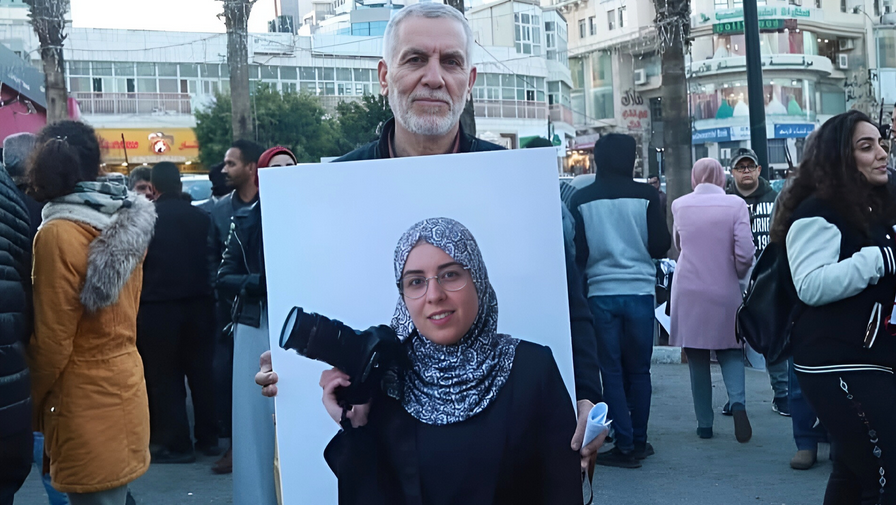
left=726, top=147, right=789, bottom=417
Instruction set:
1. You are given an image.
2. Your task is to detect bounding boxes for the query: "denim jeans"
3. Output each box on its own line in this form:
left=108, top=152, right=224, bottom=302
left=767, top=359, right=789, bottom=399
left=32, top=432, right=69, bottom=505
left=788, top=359, right=828, bottom=451
left=684, top=348, right=746, bottom=428
left=588, top=294, right=655, bottom=452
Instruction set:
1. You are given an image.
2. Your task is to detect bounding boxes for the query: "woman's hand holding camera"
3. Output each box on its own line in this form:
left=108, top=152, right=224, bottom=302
left=320, top=368, right=371, bottom=428
left=256, top=350, right=279, bottom=397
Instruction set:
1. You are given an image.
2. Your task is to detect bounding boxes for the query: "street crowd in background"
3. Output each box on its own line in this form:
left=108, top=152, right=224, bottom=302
left=1, top=3, right=896, bottom=505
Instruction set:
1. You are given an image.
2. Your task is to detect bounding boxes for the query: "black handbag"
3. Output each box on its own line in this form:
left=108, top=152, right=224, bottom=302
left=735, top=241, right=804, bottom=365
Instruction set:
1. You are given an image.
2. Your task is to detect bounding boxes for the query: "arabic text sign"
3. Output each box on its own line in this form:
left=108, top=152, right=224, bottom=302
left=774, top=123, right=815, bottom=138
left=94, top=128, right=200, bottom=164
left=692, top=127, right=731, bottom=144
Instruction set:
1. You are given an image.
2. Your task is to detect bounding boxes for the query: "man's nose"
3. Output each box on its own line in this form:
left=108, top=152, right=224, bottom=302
left=420, top=59, right=445, bottom=88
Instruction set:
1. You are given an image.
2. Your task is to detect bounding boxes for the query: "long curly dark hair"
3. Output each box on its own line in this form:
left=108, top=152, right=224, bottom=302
left=770, top=110, right=894, bottom=243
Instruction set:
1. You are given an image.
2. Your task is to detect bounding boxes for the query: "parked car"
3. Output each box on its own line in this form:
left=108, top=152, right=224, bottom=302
left=181, top=174, right=212, bottom=201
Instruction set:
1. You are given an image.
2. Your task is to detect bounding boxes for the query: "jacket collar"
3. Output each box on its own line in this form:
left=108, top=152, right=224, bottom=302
left=376, top=118, right=476, bottom=158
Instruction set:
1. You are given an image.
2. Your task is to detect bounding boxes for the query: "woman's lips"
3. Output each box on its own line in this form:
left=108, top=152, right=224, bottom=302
left=428, top=310, right=455, bottom=326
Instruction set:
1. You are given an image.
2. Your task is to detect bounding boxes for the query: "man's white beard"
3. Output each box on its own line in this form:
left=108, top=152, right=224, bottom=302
left=389, top=86, right=465, bottom=137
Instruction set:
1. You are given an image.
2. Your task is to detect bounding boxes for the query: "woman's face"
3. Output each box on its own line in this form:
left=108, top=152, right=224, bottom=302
left=401, top=243, right=479, bottom=346
left=268, top=154, right=296, bottom=167
left=852, top=121, right=890, bottom=187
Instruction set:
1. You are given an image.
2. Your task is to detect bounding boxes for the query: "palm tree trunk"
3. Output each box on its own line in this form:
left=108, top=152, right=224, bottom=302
left=223, top=0, right=256, bottom=141
left=26, top=0, right=69, bottom=122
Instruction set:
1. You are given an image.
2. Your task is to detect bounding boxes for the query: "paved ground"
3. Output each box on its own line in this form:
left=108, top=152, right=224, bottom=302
left=15, top=363, right=830, bottom=505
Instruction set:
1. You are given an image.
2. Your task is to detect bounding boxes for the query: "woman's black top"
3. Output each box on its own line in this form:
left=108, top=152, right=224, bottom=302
left=323, top=340, right=582, bottom=505
left=787, top=196, right=896, bottom=371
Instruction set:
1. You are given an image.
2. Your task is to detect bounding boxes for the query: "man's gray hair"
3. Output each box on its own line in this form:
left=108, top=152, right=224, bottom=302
left=128, top=166, right=152, bottom=190
left=2, top=132, right=37, bottom=178
left=382, top=3, right=475, bottom=68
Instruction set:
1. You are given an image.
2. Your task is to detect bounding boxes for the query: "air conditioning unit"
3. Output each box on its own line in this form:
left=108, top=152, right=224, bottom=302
left=838, top=38, right=855, bottom=51
left=838, top=53, right=849, bottom=69
left=634, top=68, right=648, bottom=85
left=721, top=148, right=731, bottom=160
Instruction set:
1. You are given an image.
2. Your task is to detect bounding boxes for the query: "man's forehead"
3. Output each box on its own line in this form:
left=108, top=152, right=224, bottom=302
left=394, top=16, right=468, bottom=56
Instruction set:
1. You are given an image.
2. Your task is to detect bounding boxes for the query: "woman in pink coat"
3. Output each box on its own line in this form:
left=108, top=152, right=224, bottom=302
left=670, top=158, right=755, bottom=442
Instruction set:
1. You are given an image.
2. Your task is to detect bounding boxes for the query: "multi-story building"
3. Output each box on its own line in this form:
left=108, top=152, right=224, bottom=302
left=0, top=0, right=572, bottom=171
left=558, top=0, right=888, bottom=177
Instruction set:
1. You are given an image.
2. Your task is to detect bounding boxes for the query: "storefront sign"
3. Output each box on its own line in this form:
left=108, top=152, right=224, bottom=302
left=774, top=123, right=815, bottom=138
left=692, top=127, right=731, bottom=144
left=714, top=6, right=815, bottom=21
left=0, top=44, right=46, bottom=107
left=618, top=88, right=650, bottom=132
left=730, top=126, right=752, bottom=141
left=712, top=18, right=791, bottom=34
left=95, top=128, right=200, bottom=164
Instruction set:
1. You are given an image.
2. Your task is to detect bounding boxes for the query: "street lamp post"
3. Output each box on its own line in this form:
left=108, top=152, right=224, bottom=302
left=743, top=0, right=770, bottom=180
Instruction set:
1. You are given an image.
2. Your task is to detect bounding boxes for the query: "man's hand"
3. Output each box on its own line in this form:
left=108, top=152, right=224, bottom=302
left=571, top=399, right=606, bottom=474
left=319, top=368, right=370, bottom=428
left=256, top=350, right=279, bottom=397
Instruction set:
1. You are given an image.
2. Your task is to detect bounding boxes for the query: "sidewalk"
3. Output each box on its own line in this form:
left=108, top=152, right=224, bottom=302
left=16, top=363, right=829, bottom=504
left=591, top=363, right=829, bottom=505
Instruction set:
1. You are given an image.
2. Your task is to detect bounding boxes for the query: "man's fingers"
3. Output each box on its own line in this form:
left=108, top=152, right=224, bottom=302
left=581, top=431, right=607, bottom=457
left=259, top=350, right=272, bottom=371
left=261, top=384, right=278, bottom=398
left=570, top=421, right=586, bottom=451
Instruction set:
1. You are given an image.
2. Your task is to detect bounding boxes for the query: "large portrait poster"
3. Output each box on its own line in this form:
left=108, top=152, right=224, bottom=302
left=259, top=148, right=573, bottom=503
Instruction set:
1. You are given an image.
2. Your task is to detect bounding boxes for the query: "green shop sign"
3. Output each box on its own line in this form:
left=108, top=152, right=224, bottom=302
left=714, top=6, right=812, bottom=20
left=713, top=18, right=787, bottom=34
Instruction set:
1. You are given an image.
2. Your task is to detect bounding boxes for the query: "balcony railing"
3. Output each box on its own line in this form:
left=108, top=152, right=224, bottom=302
left=549, top=104, right=574, bottom=125
left=474, top=100, right=547, bottom=120
left=71, top=92, right=192, bottom=115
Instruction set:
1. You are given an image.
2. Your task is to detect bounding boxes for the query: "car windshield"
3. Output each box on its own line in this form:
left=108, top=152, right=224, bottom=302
left=182, top=178, right=212, bottom=200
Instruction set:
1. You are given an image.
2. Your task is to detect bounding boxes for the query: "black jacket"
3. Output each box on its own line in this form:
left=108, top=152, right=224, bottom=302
left=334, top=118, right=505, bottom=162
left=141, top=193, right=216, bottom=303
left=333, top=119, right=602, bottom=404
left=216, top=201, right=265, bottom=328
left=728, top=177, right=778, bottom=257
left=324, top=341, right=581, bottom=505
left=0, top=166, right=32, bottom=436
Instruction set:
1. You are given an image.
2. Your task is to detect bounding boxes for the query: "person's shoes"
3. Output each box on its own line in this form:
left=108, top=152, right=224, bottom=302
left=733, top=410, right=752, bottom=443
left=790, top=449, right=818, bottom=470
left=632, top=442, right=655, bottom=460
left=212, top=448, right=233, bottom=474
left=195, top=442, right=223, bottom=457
left=151, top=448, right=196, bottom=464
left=772, top=397, right=791, bottom=417
left=696, top=427, right=713, bottom=439
left=595, top=447, right=642, bottom=468
left=721, top=402, right=733, bottom=416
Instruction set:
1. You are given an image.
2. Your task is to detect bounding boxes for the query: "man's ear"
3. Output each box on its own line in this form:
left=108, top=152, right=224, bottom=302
left=467, top=66, right=477, bottom=98
left=377, top=59, right=389, bottom=96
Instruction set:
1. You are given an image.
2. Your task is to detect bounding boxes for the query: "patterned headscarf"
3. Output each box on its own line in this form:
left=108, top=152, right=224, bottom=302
left=390, top=217, right=519, bottom=426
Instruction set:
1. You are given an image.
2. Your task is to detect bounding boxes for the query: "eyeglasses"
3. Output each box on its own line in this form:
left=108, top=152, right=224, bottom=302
left=732, top=164, right=758, bottom=173
left=400, top=266, right=471, bottom=299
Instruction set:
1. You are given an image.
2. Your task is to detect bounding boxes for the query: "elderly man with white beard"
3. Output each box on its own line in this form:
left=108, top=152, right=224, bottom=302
left=257, top=1, right=607, bottom=476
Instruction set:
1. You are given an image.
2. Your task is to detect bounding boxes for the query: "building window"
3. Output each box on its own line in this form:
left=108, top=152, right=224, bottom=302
left=715, top=0, right=728, bottom=8
left=875, top=0, right=881, bottom=16
left=650, top=97, right=662, bottom=121
left=841, top=0, right=847, bottom=11
left=514, top=8, right=542, bottom=55
left=607, top=10, right=616, bottom=30
left=619, top=6, right=627, bottom=28
left=579, top=19, right=586, bottom=38
left=589, top=16, right=597, bottom=35
left=768, top=139, right=788, bottom=164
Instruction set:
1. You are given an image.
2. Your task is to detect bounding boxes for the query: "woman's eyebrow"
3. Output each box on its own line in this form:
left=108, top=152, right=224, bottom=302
left=855, top=136, right=880, bottom=144
left=402, top=262, right=462, bottom=276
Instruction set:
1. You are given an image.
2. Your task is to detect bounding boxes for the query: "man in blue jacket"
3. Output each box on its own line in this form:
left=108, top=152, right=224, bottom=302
left=570, top=134, right=671, bottom=469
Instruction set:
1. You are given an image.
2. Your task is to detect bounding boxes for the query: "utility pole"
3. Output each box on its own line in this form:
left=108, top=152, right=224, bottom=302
left=444, top=0, right=477, bottom=136
left=743, top=0, right=769, bottom=180
left=25, top=0, right=69, bottom=122
left=222, top=0, right=256, bottom=141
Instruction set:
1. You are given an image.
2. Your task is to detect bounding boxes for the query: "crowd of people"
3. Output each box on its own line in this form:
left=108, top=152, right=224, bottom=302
left=0, top=2, right=894, bottom=504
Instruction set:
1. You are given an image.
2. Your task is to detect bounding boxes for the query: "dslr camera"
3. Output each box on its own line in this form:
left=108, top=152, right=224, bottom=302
left=279, top=307, right=403, bottom=405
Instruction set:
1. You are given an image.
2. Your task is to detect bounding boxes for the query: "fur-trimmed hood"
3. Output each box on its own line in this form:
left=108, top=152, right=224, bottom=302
left=42, top=195, right=157, bottom=312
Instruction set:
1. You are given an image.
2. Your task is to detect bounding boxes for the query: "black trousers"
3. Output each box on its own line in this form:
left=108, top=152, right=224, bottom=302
left=798, top=370, right=896, bottom=505
left=213, top=301, right=233, bottom=438
left=0, top=429, right=32, bottom=505
left=137, top=297, right=218, bottom=453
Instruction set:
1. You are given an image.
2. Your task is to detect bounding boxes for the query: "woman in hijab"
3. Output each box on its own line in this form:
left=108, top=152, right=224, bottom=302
left=216, top=145, right=297, bottom=503
left=318, top=217, right=581, bottom=505
left=670, top=158, right=755, bottom=442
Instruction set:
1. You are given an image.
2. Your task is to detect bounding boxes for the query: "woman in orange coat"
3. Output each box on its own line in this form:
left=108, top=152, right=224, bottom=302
left=27, top=121, right=156, bottom=504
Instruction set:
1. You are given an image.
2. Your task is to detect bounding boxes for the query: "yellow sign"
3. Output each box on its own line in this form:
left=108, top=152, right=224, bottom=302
left=95, top=128, right=200, bottom=164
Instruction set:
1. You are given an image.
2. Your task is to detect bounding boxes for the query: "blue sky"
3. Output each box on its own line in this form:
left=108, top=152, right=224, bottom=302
left=70, top=0, right=278, bottom=34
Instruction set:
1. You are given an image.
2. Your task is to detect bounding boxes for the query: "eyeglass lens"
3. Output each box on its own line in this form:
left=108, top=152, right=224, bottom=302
left=402, top=268, right=468, bottom=299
